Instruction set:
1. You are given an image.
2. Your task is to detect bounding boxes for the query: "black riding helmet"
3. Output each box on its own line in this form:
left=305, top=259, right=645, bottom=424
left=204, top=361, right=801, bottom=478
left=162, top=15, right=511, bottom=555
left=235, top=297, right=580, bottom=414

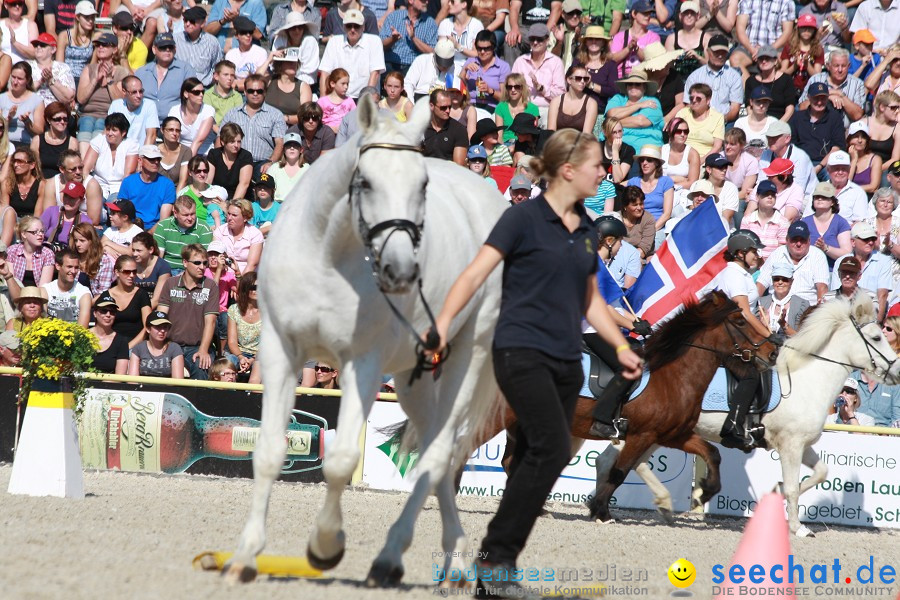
left=727, top=229, right=765, bottom=254
left=595, top=215, right=627, bottom=240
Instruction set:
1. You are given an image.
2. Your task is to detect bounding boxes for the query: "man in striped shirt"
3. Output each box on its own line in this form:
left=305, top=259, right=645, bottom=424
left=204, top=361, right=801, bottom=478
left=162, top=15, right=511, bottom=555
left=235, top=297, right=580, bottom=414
left=221, top=74, right=287, bottom=176
left=153, top=196, right=213, bottom=273
left=174, top=6, right=224, bottom=87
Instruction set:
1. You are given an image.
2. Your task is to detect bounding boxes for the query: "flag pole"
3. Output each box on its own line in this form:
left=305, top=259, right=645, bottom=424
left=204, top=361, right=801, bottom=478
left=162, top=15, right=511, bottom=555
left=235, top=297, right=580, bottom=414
left=621, top=296, right=639, bottom=320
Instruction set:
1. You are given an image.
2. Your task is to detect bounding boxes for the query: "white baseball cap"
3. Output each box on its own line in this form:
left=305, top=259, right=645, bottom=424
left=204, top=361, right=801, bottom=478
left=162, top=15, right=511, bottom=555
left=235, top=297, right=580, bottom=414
left=827, top=151, right=851, bottom=167
left=139, top=145, right=162, bottom=159
left=847, top=120, right=869, bottom=137
left=75, top=0, right=99, bottom=16
left=207, top=240, right=227, bottom=254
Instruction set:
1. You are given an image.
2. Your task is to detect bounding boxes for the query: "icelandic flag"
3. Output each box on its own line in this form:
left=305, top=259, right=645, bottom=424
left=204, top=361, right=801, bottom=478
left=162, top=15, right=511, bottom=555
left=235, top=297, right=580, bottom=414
left=625, top=199, right=728, bottom=325
left=597, top=260, right=625, bottom=307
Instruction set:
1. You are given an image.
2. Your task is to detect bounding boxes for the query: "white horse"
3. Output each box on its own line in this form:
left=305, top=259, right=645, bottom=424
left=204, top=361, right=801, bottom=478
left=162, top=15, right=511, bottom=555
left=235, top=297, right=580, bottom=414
left=593, top=293, right=900, bottom=537
left=225, top=97, right=507, bottom=585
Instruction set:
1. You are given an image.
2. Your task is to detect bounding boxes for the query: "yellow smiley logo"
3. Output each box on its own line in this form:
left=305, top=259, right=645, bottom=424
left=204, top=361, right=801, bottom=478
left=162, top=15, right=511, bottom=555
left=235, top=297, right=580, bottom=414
left=667, top=558, right=696, bottom=588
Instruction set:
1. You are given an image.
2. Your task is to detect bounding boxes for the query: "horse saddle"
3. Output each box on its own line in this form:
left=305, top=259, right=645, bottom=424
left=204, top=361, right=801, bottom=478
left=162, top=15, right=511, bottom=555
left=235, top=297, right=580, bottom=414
left=580, top=343, right=649, bottom=401
left=700, top=368, right=782, bottom=414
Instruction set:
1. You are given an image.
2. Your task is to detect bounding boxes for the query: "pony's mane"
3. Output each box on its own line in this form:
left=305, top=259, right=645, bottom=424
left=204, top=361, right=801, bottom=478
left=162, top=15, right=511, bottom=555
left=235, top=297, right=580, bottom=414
left=643, top=291, right=741, bottom=371
left=781, top=293, right=871, bottom=370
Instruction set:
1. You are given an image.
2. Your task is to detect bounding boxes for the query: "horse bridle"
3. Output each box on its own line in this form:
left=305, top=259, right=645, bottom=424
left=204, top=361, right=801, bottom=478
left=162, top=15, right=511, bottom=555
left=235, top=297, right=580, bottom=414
left=683, top=307, right=779, bottom=371
left=348, top=141, right=448, bottom=383
left=784, top=316, right=899, bottom=380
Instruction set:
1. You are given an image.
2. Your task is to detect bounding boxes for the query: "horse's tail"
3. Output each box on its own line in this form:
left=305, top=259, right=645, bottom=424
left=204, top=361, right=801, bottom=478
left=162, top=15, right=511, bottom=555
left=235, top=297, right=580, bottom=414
left=376, top=420, right=419, bottom=463
left=452, top=388, right=510, bottom=476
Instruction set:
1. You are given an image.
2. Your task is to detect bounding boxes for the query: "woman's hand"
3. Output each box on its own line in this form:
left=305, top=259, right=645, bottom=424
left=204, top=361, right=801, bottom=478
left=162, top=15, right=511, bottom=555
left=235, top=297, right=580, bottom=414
left=239, top=355, right=253, bottom=372
left=618, top=348, right=643, bottom=380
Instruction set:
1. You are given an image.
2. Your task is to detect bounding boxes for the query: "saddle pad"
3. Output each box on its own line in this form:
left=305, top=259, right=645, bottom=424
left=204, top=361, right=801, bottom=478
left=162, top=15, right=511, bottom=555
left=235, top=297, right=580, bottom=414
left=700, top=368, right=782, bottom=413
left=579, top=353, right=650, bottom=400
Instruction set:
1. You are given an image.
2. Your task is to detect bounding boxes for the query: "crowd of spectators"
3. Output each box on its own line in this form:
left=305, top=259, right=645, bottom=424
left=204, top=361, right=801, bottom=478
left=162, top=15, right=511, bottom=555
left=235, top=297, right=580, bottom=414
left=0, top=0, right=896, bottom=423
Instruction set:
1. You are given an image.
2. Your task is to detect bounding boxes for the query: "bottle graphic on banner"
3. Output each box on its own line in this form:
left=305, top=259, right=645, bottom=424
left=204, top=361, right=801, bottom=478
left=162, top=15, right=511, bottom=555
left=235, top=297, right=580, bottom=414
left=79, top=390, right=331, bottom=474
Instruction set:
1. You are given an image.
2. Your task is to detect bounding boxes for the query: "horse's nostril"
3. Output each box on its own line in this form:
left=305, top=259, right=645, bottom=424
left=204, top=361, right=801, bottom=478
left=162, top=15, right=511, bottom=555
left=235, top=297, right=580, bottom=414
left=383, top=264, right=395, bottom=280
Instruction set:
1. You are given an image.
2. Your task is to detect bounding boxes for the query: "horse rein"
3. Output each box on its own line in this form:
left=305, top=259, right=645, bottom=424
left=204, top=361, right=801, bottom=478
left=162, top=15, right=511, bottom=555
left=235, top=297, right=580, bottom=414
left=682, top=308, right=778, bottom=371
left=348, top=141, right=449, bottom=384
left=779, top=316, right=899, bottom=398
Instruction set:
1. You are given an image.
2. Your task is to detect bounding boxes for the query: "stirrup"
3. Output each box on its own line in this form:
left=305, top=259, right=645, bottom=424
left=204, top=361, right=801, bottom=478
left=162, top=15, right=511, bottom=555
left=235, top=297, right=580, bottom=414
left=589, top=418, right=627, bottom=440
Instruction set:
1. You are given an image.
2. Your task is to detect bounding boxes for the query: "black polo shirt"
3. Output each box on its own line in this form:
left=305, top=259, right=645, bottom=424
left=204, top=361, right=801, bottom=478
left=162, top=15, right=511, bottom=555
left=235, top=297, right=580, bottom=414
left=788, top=106, right=846, bottom=164
left=423, top=119, right=468, bottom=161
left=485, top=194, right=597, bottom=361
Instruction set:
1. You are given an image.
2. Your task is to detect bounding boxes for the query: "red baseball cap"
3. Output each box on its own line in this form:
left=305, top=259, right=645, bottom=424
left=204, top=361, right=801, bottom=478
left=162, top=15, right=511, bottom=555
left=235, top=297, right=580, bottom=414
left=762, top=157, right=795, bottom=177
left=888, top=303, right=900, bottom=318
left=62, top=181, right=85, bottom=198
left=797, top=14, right=817, bottom=29
left=31, top=33, right=57, bottom=47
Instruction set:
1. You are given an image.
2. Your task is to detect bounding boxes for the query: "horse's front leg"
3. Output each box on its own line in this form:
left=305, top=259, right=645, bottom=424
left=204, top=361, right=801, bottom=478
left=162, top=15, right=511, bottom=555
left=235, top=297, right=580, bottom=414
left=307, top=357, right=381, bottom=569
left=225, top=323, right=301, bottom=584
left=680, top=435, right=721, bottom=509
left=776, top=441, right=813, bottom=537
left=631, top=446, right=674, bottom=522
left=588, top=434, right=655, bottom=521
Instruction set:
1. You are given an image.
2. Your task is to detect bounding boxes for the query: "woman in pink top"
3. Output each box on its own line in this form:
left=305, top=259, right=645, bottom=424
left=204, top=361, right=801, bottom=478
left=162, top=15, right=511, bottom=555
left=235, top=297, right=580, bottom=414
left=723, top=128, right=759, bottom=203
left=316, top=68, right=356, bottom=133
left=213, top=199, right=264, bottom=274
left=753, top=157, right=803, bottom=222
left=609, top=1, right=659, bottom=78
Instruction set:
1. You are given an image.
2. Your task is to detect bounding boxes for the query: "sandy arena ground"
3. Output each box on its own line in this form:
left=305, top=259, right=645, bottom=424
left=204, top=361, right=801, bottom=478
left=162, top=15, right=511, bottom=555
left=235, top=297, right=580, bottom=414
left=2, top=464, right=899, bottom=600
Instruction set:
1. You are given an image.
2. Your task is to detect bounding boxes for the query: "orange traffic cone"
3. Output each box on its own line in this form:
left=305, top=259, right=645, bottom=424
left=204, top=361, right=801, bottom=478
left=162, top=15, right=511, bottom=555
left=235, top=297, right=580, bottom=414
left=714, top=493, right=792, bottom=599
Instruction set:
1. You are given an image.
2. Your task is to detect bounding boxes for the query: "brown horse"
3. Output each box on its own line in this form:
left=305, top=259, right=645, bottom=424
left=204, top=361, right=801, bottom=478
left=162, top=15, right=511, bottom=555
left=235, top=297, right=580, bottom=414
left=467, top=291, right=779, bottom=520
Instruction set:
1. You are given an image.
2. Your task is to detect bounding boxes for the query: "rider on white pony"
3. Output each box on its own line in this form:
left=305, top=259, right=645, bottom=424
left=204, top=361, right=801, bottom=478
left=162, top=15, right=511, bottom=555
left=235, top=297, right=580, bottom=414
left=716, top=229, right=777, bottom=452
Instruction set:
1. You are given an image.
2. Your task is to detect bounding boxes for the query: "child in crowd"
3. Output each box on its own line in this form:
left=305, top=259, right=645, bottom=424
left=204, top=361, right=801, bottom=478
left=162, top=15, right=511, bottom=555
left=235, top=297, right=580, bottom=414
left=780, top=14, right=825, bottom=91
left=379, top=71, right=414, bottom=122
left=101, top=199, right=143, bottom=259
left=251, top=174, right=280, bottom=237
left=200, top=185, right=228, bottom=229
left=209, top=357, right=238, bottom=382
left=205, top=240, right=238, bottom=354
left=204, top=60, right=243, bottom=134
left=225, top=17, right=268, bottom=92
left=850, top=30, right=882, bottom=82
left=471, top=118, right=513, bottom=167
left=465, top=145, right=498, bottom=189
left=318, top=68, right=356, bottom=133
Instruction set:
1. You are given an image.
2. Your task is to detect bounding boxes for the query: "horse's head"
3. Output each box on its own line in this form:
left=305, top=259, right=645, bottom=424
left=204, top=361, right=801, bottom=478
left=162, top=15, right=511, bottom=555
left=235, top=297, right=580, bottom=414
left=349, top=95, right=433, bottom=294
left=847, top=294, right=900, bottom=384
left=644, top=291, right=780, bottom=374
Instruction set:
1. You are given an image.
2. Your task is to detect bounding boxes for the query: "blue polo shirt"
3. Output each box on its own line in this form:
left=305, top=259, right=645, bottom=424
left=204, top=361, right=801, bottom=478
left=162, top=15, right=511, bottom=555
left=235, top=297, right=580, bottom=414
left=136, top=59, right=198, bottom=121
left=850, top=372, right=900, bottom=427
left=379, top=9, right=438, bottom=67
left=207, top=0, right=268, bottom=49
left=486, top=194, right=598, bottom=360
left=117, top=173, right=176, bottom=231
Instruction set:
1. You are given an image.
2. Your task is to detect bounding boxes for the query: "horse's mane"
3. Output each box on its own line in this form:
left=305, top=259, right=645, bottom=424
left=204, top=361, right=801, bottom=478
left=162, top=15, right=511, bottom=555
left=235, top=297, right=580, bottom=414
left=643, top=291, right=741, bottom=371
left=781, top=293, right=872, bottom=370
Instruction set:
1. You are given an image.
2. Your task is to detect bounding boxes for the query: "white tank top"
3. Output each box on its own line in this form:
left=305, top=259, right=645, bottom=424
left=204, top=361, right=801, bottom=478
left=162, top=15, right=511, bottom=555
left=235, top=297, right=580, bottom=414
left=662, top=144, right=691, bottom=181
left=0, top=19, right=32, bottom=65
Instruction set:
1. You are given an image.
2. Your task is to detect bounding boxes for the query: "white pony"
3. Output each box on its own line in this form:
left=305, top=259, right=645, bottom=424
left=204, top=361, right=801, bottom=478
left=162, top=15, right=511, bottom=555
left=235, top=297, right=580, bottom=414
left=593, top=293, right=900, bottom=537
left=225, top=97, right=507, bottom=585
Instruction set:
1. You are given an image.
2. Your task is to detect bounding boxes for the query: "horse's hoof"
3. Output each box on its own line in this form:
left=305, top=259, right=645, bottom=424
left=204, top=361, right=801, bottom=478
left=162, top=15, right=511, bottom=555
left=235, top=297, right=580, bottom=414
left=658, top=507, right=675, bottom=524
left=795, top=525, right=815, bottom=538
left=365, top=559, right=404, bottom=587
left=306, top=544, right=345, bottom=571
left=440, top=575, right=471, bottom=590
left=222, top=561, right=257, bottom=585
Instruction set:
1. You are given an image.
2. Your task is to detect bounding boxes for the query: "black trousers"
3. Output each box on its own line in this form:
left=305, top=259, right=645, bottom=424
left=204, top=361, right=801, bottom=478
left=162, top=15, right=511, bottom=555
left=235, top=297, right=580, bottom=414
left=479, top=347, right=583, bottom=567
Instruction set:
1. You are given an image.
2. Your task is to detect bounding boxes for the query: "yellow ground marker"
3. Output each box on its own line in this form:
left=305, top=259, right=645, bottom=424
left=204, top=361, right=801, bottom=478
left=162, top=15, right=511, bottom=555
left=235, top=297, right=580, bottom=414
left=192, top=551, right=323, bottom=578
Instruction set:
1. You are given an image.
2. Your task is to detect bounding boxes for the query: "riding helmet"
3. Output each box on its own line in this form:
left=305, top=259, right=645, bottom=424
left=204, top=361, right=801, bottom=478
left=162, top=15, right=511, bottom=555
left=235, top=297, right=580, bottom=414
left=727, top=229, right=765, bottom=254
left=595, top=215, right=627, bottom=240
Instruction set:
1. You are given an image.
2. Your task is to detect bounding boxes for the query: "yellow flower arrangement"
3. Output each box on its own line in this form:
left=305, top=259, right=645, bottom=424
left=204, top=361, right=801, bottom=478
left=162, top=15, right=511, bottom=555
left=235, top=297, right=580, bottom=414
left=18, top=318, right=99, bottom=414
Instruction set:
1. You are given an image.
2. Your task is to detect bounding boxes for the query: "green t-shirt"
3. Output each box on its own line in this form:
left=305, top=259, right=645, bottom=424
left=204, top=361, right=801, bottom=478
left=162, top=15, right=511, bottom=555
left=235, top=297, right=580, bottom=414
left=580, top=0, right=626, bottom=33
left=494, top=102, right=541, bottom=143
left=203, top=87, right=243, bottom=125
left=152, top=217, right=214, bottom=270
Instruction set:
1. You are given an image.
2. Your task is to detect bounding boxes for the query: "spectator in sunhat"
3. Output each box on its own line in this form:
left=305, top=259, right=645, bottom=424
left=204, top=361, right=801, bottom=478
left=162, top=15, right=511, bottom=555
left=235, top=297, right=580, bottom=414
left=471, top=118, right=512, bottom=166
left=508, top=111, right=551, bottom=163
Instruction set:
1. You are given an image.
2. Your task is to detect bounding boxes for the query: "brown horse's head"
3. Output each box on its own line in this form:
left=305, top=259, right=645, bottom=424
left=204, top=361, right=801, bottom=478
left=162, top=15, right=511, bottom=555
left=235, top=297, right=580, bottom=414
left=644, top=291, right=779, bottom=376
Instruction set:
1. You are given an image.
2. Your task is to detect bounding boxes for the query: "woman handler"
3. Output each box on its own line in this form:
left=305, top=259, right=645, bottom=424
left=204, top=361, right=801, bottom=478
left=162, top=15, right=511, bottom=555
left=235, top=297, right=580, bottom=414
left=430, top=130, right=642, bottom=599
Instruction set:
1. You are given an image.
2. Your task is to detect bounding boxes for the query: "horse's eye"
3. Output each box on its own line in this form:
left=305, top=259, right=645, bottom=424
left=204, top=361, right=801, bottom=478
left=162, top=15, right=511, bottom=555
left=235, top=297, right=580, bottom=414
left=873, top=335, right=882, bottom=342
left=734, top=316, right=747, bottom=326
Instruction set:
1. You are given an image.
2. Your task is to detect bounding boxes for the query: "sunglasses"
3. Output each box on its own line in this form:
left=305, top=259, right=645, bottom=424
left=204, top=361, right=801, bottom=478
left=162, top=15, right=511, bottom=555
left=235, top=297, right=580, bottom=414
left=888, top=105, right=900, bottom=111
left=772, top=276, right=792, bottom=283
left=188, top=89, right=204, bottom=96
left=435, top=104, right=451, bottom=111
left=689, top=95, right=706, bottom=103
left=674, top=128, right=689, bottom=134
left=638, top=157, right=658, bottom=163
left=95, top=307, right=117, bottom=315
left=315, top=365, right=336, bottom=373
left=118, top=268, right=137, bottom=275
left=529, top=37, right=548, bottom=44
left=143, top=157, right=162, bottom=163
left=303, top=115, right=320, bottom=121
left=94, top=42, right=116, bottom=48
left=187, top=260, right=209, bottom=266
left=506, top=84, right=522, bottom=90
left=841, top=387, right=858, bottom=395
left=50, top=116, right=69, bottom=122
left=839, top=271, right=857, bottom=278
left=193, top=168, right=209, bottom=174
left=12, top=158, right=32, bottom=164
left=571, top=75, right=590, bottom=82
left=475, top=45, right=493, bottom=52
left=246, top=88, right=265, bottom=94
left=249, top=285, right=257, bottom=290
left=884, top=325, right=895, bottom=333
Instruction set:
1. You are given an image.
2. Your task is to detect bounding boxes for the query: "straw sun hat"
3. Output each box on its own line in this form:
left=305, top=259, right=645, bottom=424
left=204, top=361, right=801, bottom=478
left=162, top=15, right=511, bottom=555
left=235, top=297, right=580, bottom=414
left=614, top=69, right=658, bottom=95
